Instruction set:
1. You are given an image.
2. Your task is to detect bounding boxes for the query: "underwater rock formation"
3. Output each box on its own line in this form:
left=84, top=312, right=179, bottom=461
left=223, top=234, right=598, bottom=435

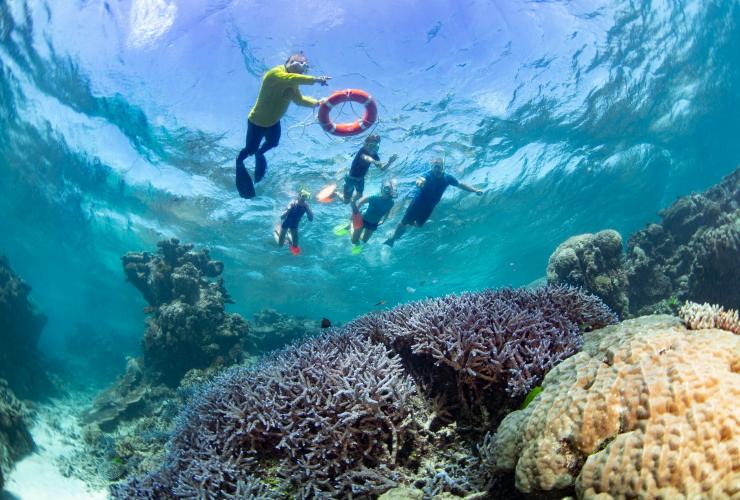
left=546, top=230, right=629, bottom=318
left=82, top=359, right=172, bottom=433
left=121, top=239, right=249, bottom=386
left=547, top=167, right=740, bottom=316
left=625, top=167, right=739, bottom=313
left=0, top=379, right=34, bottom=489
left=0, top=255, right=52, bottom=398
left=347, top=285, right=617, bottom=430
left=112, top=286, right=616, bottom=498
left=484, top=315, right=740, bottom=498
left=247, top=308, right=319, bottom=353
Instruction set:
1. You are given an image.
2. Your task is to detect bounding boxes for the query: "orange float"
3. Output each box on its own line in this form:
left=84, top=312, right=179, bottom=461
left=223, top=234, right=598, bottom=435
left=318, top=89, right=378, bottom=137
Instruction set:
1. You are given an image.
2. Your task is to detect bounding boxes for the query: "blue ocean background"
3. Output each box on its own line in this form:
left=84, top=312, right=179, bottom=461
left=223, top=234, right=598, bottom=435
left=1, top=0, right=738, bottom=371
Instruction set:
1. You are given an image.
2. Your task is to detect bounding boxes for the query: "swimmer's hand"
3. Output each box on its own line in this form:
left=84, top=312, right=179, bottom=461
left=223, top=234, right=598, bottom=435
left=315, top=76, right=331, bottom=86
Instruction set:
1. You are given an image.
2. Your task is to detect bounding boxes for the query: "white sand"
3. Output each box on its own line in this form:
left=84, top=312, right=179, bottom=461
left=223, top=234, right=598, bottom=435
left=4, top=398, right=108, bottom=500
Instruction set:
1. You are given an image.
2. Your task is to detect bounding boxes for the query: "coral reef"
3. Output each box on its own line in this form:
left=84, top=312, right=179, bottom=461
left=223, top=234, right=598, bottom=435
left=112, top=286, right=615, bottom=498
left=679, top=301, right=740, bottom=334
left=111, top=331, right=431, bottom=499
left=0, top=379, right=35, bottom=489
left=347, top=285, right=617, bottom=430
left=0, top=255, right=52, bottom=398
left=121, top=238, right=249, bottom=386
left=546, top=230, right=628, bottom=317
left=247, top=308, right=319, bottom=353
left=625, top=167, right=740, bottom=313
left=484, top=315, right=740, bottom=498
left=81, top=359, right=172, bottom=432
left=546, top=167, right=740, bottom=316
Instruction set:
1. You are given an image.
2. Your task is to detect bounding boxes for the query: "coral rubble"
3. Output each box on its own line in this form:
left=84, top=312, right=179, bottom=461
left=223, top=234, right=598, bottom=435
left=0, top=256, right=52, bottom=398
left=0, top=379, right=34, bottom=489
left=484, top=315, right=740, bottom=498
left=112, top=286, right=615, bottom=498
left=547, top=167, right=740, bottom=316
left=121, top=238, right=249, bottom=386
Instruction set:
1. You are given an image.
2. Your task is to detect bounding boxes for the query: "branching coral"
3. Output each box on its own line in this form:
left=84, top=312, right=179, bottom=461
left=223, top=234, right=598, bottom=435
left=346, top=285, right=616, bottom=428
left=111, top=331, right=429, bottom=499
left=679, top=301, right=740, bottom=334
left=485, top=315, right=740, bottom=498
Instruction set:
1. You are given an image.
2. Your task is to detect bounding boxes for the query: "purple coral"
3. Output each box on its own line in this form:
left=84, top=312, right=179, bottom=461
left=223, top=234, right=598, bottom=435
left=347, top=285, right=616, bottom=424
left=112, top=285, right=615, bottom=498
left=112, top=330, right=425, bottom=499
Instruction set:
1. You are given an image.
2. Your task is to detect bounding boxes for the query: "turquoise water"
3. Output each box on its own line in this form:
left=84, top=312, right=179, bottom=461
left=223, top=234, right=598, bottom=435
left=1, top=0, right=738, bottom=363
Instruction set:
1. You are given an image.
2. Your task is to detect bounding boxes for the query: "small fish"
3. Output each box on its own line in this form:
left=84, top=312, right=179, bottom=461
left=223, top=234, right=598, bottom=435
left=374, top=300, right=386, bottom=307
left=419, top=280, right=426, bottom=286
left=321, top=318, right=332, bottom=329
left=406, top=286, right=416, bottom=293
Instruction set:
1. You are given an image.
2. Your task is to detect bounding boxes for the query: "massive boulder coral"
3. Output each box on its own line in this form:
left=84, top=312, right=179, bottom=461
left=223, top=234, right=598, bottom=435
left=546, top=230, right=628, bottom=317
left=484, top=315, right=740, bottom=498
left=111, top=331, right=430, bottom=499
left=0, top=379, right=34, bottom=489
left=0, top=255, right=52, bottom=398
left=122, top=239, right=249, bottom=386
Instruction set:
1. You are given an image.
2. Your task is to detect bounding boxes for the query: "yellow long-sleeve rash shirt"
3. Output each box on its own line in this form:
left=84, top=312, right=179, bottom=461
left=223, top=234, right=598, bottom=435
left=247, top=65, right=319, bottom=127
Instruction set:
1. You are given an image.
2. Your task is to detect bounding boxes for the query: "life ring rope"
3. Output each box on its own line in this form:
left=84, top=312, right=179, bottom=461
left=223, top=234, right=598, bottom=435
left=317, top=89, right=378, bottom=137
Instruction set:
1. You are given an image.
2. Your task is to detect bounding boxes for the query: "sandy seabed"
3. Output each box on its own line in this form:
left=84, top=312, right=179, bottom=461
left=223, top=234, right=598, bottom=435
left=4, top=396, right=107, bottom=500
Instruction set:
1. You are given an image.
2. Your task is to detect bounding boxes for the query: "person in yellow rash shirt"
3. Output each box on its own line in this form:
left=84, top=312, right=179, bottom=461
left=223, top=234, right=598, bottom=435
left=235, top=52, right=331, bottom=198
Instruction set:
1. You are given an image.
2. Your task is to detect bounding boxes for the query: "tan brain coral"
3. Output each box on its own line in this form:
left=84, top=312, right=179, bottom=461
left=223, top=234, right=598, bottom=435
left=487, top=315, right=740, bottom=499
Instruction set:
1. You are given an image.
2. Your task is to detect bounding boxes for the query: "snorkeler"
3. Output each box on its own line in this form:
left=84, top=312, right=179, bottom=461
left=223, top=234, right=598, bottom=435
left=277, top=188, right=314, bottom=251
left=342, top=134, right=397, bottom=203
left=351, top=184, right=395, bottom=244
left=236, top=53, right=331, bottom=199
left=383, top=158, right=483, bottom=247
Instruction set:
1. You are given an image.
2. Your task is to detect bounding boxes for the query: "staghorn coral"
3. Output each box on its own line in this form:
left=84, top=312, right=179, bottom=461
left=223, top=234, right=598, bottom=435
left=346, top=285, right=617, bottom=430
left=546, top=230, right=629, bottom=317
left=0, top=255, right=52, bottom=398
left=485, top=315, right=740, bottom=499
left=679, top=301, right=740, bottom=334
left=111, top=330, right=430, bottom=499
left=121, top=239, right=248, bottom=386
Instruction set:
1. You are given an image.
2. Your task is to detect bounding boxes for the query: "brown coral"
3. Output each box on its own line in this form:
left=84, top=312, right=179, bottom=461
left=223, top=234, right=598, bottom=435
left=679, top=301, right=740, bottom=335
left=485, top=315, right=740, bottom=499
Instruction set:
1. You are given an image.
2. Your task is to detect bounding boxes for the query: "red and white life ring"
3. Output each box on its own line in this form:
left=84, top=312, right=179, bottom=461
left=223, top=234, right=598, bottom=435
left=317, top=89, right=378, bottom=137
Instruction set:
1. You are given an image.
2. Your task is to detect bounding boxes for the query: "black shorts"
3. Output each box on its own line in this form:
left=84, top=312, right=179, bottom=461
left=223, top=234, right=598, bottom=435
left=362, top=218, right=379, bottom=231
left=402, top=199, right=434, bottom=226
left=343, top=175, right=365, bottom=200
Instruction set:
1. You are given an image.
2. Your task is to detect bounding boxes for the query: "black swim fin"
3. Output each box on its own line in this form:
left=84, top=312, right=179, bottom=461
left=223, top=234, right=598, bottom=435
left=236, top=162, right=256, bottom=199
